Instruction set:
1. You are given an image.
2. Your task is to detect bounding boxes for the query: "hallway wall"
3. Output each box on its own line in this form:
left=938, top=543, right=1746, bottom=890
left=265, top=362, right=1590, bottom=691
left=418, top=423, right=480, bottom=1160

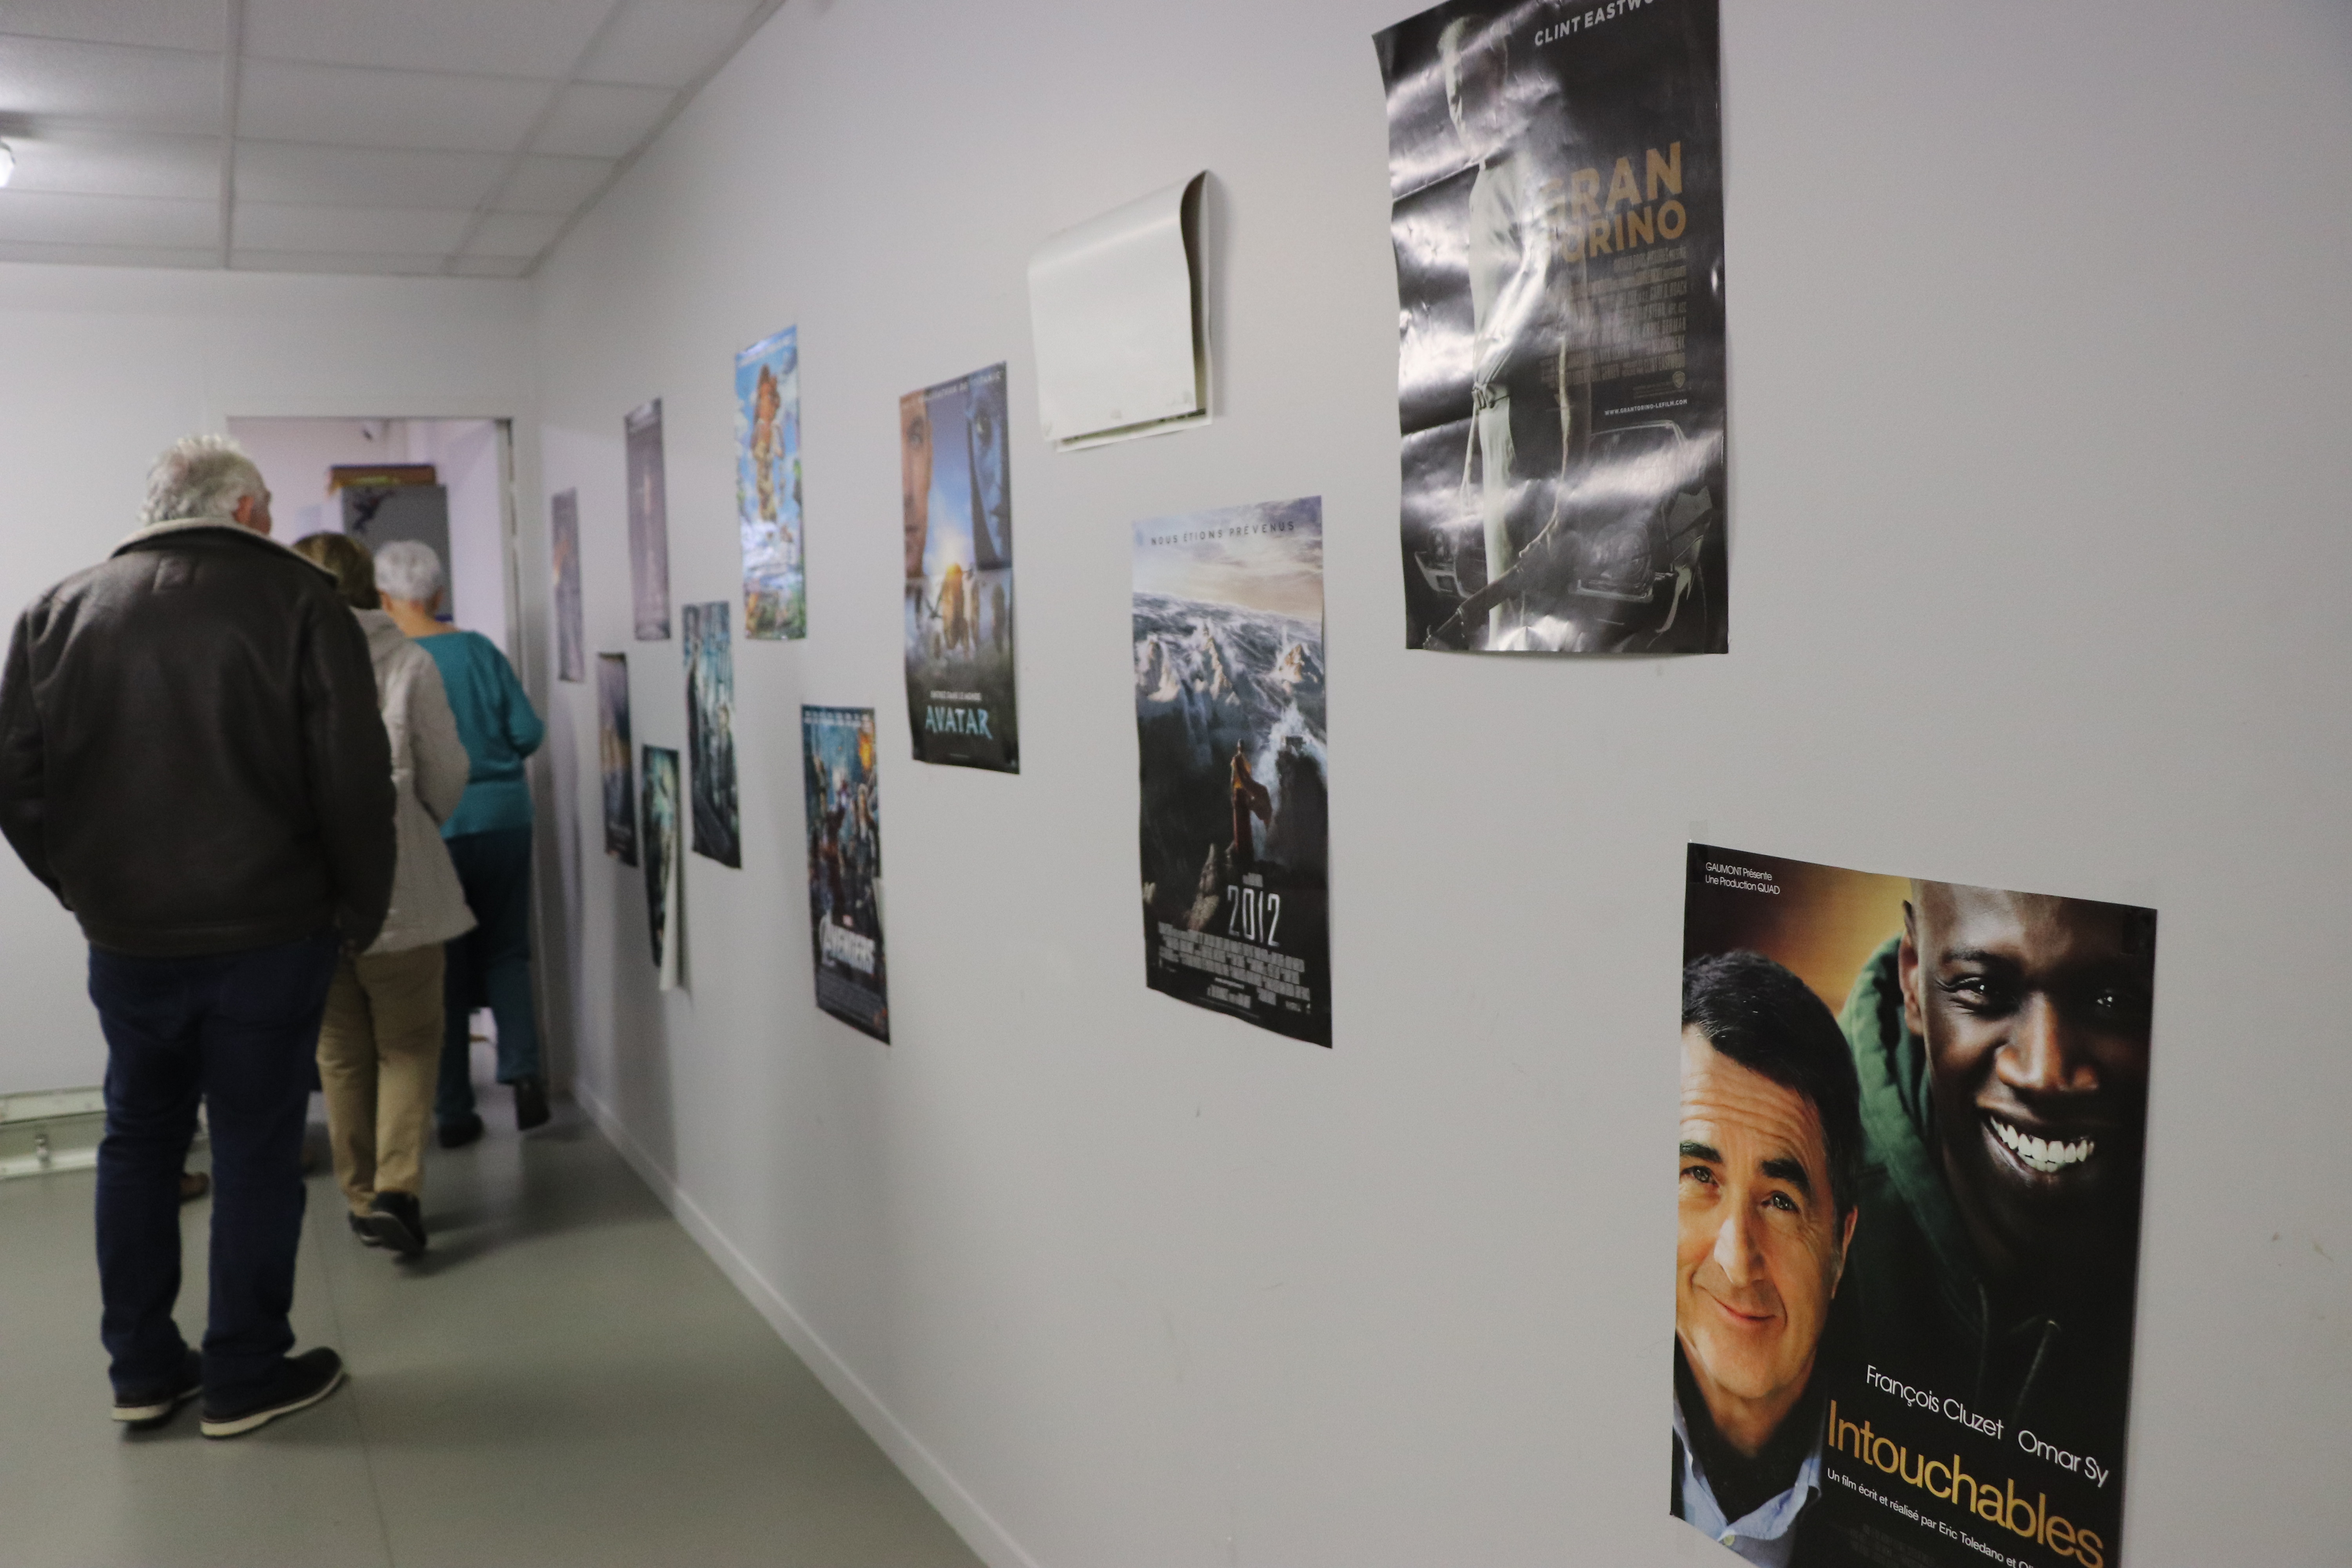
left=0, top=264, right=534, bottom=1095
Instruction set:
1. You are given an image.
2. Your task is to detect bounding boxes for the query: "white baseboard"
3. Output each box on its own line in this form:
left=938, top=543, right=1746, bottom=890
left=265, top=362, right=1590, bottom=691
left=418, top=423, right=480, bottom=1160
left=571, top=1082, right=1044, bottom=1568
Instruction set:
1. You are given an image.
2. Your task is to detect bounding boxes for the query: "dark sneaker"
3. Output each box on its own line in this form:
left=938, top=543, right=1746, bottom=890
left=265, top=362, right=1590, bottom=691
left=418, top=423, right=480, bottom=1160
left=356, top=1191, right=425, bottom=1258
left=114, top=1348, right=202, bottom=1429
left=437, top=1112, right=484, bottom=1150
left=200, top=1348, right=345, bottom=1439
left=512, top=1075, right=550, bottom=1131
left=349, top=1212, right=385, bottom=1248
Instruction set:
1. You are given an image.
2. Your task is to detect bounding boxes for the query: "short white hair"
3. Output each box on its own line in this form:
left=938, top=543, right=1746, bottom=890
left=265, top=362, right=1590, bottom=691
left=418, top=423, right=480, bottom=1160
left=373, top=538, right=446, bottom=604
left=141, top=434, right=266, bottom=526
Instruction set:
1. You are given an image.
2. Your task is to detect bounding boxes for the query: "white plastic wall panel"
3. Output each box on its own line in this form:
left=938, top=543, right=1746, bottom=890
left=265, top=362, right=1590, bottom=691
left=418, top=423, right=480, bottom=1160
left=1027, top=172, right=1206, bottom=448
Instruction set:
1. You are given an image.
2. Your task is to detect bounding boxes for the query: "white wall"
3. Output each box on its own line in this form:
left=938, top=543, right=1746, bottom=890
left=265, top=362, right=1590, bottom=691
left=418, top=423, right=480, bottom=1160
left=0, top=265, right=533, bottom=1096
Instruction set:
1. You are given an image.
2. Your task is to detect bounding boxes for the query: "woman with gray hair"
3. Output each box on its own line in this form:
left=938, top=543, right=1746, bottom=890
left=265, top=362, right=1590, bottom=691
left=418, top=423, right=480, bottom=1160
left=374, top=539, right=549, bottom=1145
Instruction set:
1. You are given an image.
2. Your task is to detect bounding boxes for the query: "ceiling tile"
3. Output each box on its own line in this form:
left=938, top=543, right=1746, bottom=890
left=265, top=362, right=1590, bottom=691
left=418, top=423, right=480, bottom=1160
left=0, top=2, right=227, bottom=53
left=447, top=254, right=532, bottom=278
left=0, top=239, right=218, bottom=269
left=232, top=248, right=449, bottom=276
left=0, top=129, right=220, bottom=200
left=234, top=201, right=473, bottom=254
left=234, top=140, right=508, bottom=209
left=244, top=0, right=613, bottom=80
left=0, top=35, right=225, bottom=136
left=495, top=153, right=613, bottom=214
left=238, top=60, right=555, bottom=154
left=576, top=0, right=761, bottom=89
left=530, top=81, right=675, bottom=159
left=0, top=190, right=217, bottom=248
left=461, top=209, right=566, bottom=258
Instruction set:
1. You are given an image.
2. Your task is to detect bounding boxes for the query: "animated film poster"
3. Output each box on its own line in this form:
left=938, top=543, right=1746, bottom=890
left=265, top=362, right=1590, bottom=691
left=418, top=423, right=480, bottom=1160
left=736, top=327, right=806, bottom=639
left=625, top=397, right=671, bottom=640
left=1376, top=0, right=1727, bottom=654
left=597, top=653, right=637, bottom=865
left=1132, top=497, right=1331, bottom=1047
left=801, top=706, right=888, bottom=1041
left=900, top=363, right=1018, bottom=771
left=682, top=602, right=741, bottom=868
left=1675, top=846, right=2156, bottom=1568
left=552, top=489, right=584, bottom=682
left=641, top=746, right=681, bottom=990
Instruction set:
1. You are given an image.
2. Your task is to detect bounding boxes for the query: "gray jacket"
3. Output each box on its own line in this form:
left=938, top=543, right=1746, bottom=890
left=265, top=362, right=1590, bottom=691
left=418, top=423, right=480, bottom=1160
left=355, top=610, right=475, bottom=954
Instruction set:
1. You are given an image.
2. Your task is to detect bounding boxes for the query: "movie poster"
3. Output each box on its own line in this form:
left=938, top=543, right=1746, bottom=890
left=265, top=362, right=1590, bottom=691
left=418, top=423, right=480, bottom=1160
left=900, top=363, right=1018, bottom=771
left=801, top=706, right=887, bottom=1041
left=736, top=327, right=806, bottom=639
left=597, top=653, right=636, bottom=865
left=626, top=398, right=671, bottom=640
left=1132, top=497, right=1331, bottom=1047
left=641, top=746, right=681, bottom=989
left=1376, top=0, right=1727, bottom=654
left=1674, top=846, right=2156, bottom=1568
left=682, top=602, right=741, bottom=868
left=552, top=489, right=584, bottom=682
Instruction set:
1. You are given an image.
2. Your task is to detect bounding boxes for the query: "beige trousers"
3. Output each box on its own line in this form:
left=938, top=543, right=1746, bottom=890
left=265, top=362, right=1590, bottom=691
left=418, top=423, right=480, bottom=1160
left=316, top=945, right=445, bottom=1215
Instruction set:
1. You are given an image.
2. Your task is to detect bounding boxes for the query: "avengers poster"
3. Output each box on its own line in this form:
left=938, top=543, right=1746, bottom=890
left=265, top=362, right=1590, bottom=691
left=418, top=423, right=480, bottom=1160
left=736, top=327, right=806, bottom=639
left=625, top=398, right=671, bottom=641
left=597, top=653, right=636, bottom=865
left=1132, top=497, right=1330, bottom=1047
left=552, top=489, right=584, bottom=682
left=901, top=363, right=1018, bottom=771
left=641, top=745, right=681, bottom=990
left=1376, top=0, right=1727, bottom=654
left=801, top=706, right=888, bottom=1042
left=1675, top=846, right=2155, bottom=1568
left=682, top=602, right=741, bottom=868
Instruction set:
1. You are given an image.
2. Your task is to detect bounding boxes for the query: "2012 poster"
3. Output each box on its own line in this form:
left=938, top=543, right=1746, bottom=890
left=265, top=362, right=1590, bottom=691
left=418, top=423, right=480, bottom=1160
left=736, top=327, right=806, bottom=639
left=552, top=488, right=584, bottom=682
left=1675, top=846, right=2155, bottom=1568
left=641, top=745, right=681, bottom=989
left=597, top=653, right=636, bottom=865
left=802, top=706, right=888, bottom=1041
left=1376, top=0, right=1727, bottom=654
left=683, top=601, right=741, bottom=868
left=625, top=398, right=671, bottom=641
left=900, top=363, right=1018, bottom=771
left=1132, top=497, right=1331, bottom=1047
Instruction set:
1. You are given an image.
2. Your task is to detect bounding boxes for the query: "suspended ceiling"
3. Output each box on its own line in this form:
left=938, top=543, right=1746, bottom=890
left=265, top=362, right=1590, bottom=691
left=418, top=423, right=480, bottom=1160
left=0, top=0, right=784, bottom=278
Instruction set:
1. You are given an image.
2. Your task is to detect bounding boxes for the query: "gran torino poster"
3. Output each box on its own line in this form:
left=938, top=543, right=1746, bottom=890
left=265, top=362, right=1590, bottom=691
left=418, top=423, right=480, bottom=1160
left=625, top=397, right=671, bottom=641
left=552, top=488, right=584, bottom=682
left=1132, top=497, right=1330, bottom=1047
left=1676, top=846, right=2154, bottom=1568
left=802, top=705, right=888, bottom=1042
left=900, top=363, right=1018, bottom=771
left=1376, top=0, right=1727, bottom=654
left=736, top=326, right=806, bottom=639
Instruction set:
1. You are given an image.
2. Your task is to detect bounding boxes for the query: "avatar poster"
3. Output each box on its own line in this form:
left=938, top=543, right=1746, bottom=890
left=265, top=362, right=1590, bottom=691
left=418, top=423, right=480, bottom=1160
left=1132, top=497, right=1331, bottom=1047
left=597, top=653, right=636, bottom=865
left=900, top=363, right=1018, bottom=771
left=625, top=398, right=671, bottom=641
left=641, top=746, right=681, bottom=990
left=1675, top=846, right=2156, bottom=1568
left=682, top=602, right=741, bottom=868
left=552, top=489, right=584, bottom=682
left=1376, top=0, right=1727, bottom=653
left=801, top=706, right=888, bottom=1041
left=736, top=327, right=806, bottom=639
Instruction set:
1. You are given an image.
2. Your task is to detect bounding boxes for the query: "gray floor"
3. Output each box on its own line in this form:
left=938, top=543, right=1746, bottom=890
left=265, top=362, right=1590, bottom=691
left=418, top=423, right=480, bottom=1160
left=0, top=1087, right=987, bottom=1568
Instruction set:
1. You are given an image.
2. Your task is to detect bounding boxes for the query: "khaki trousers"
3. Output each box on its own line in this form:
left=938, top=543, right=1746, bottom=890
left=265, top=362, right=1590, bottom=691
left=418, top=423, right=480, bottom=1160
left=316, top=945, right=445, bottom=1215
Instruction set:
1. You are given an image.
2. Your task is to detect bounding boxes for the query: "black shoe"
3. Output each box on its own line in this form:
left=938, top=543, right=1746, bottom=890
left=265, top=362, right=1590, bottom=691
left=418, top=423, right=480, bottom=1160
left=437, top=1112, right=484, bottom=1150
left=200, top=1348, right=345, bottom=1439
left=349, top=1212, right=385, bottom=1248
left=512, top=1075, right=550, bottom=1131
left=113, top=1348, right=202, bottom=1429
left=355, top=1191, right=425, bottom=1258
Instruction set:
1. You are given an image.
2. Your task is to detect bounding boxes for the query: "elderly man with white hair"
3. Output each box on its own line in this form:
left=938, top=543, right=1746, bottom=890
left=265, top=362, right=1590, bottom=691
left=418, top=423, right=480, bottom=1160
left=0, top=434, right=394, bottom=1439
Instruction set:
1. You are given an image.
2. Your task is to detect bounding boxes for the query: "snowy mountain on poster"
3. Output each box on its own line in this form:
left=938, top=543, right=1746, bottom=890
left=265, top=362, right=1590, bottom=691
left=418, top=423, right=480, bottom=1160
left=1134, top=593, right=1325, bottom=758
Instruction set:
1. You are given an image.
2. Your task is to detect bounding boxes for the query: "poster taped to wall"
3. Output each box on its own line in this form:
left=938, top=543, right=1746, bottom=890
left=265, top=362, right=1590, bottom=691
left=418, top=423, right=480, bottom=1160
left=626, top=398, right=671, bottom=640
left=683, top=602, right=741, bottom=868
left=1132, top=497, right=1331, bottom=1047
left=1675, top=846, right=2155, bottom=1568
left=802, top=706, right=888, bottom=1041
left=901, top=363, right=1018, bottom=771
left=736, top=327, right=806, bottom=639
left=552, top=489, right=584, bottom=682
left=1376, top=0, right=1727, bottom=654
left=641, top=746, right=681, bottom=989
left=597, top=653, right=636, bottom=865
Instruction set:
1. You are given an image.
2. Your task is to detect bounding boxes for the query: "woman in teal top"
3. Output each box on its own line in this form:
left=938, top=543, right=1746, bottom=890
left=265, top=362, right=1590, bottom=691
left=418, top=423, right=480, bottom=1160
left=375, top=541, right=549, bottom=1146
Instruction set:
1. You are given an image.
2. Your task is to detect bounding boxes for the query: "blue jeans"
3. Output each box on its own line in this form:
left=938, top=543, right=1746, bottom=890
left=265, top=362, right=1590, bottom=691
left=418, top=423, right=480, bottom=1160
left=91, top=932, right=338, bottom=1404
left=436, top=826, right=540, bottom=1125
